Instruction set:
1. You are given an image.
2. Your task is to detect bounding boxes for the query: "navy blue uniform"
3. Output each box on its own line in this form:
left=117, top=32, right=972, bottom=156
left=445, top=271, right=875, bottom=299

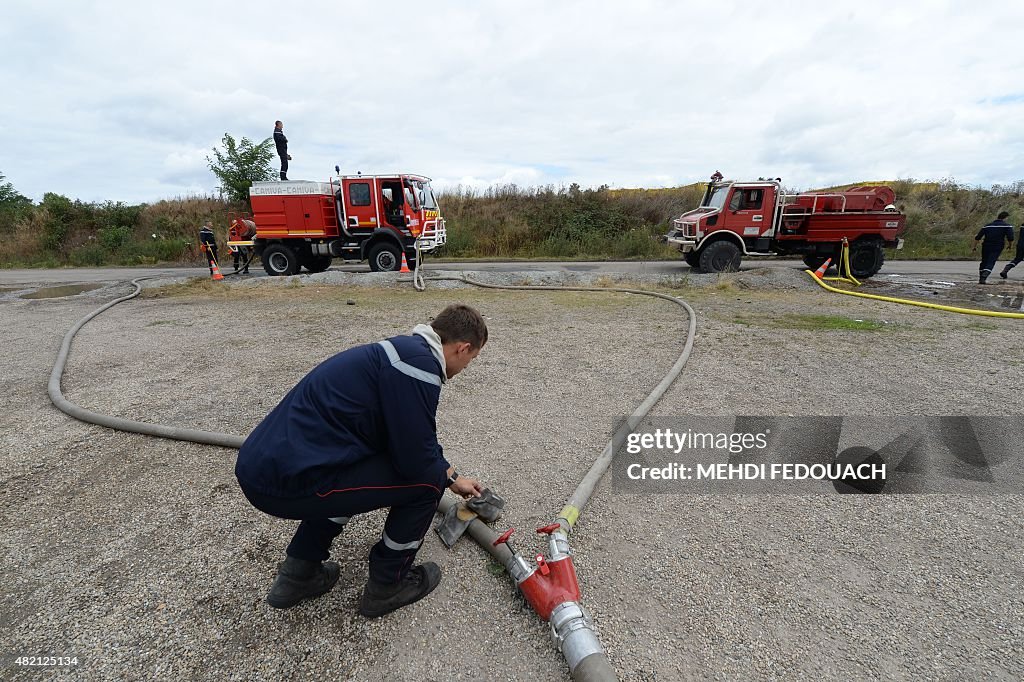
left=236, top=328, right=451, bottom=584
left=198, top=225, right=218, bottom=273
left=1000, top=227, right=1024, bottom=278
left=274, top=127, right=288, bottom=180
left=975, top=219, right=1013, bottom=282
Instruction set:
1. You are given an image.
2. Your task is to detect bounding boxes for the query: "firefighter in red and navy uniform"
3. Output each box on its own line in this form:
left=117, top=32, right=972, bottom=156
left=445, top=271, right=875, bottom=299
left=235, top=305, right=486, bottom=618
left=198, top=220, right=218, bottom=274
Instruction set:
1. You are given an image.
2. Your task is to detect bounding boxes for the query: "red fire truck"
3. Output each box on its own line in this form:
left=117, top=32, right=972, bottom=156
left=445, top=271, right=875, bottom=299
left=230, top=173, right=446, bottom=276
left=663, top=173, right=906, bottom=278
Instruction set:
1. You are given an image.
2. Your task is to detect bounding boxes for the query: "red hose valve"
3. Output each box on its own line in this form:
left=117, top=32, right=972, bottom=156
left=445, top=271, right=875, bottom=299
left=535, top=523, right=561, bottom=535
left=493, top=528, right=515, bottom=547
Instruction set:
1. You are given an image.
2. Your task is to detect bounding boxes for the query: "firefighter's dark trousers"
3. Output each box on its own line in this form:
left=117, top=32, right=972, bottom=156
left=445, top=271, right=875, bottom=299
left=979, top=242, right=1004, bottom=280
left=203, top=245, right=219, bottom=273
left=240, top=455, right=442, bottom=585
left=232, top=247, right=250, bottom=272
left=279, top=155, right=288, bottom=181
left=1003, top=242, right=1024, bottom=273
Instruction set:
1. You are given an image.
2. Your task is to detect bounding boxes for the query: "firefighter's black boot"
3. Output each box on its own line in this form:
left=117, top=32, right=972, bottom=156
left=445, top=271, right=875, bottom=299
left=358, top=562, right=441, bottom=618
left=979, top=274, right=988, bottom=284
left=266, top=556, right=341, bottom=609
left=1000, top=263, right=1013, bottom=279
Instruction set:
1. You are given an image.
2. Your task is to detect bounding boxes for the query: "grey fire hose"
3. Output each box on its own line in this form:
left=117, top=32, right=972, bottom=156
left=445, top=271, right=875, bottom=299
left=48, top=272, right=697, bottom=682
left=433, top=276, right=697, bottom=682
left=47, top=278, right=245, bottom=449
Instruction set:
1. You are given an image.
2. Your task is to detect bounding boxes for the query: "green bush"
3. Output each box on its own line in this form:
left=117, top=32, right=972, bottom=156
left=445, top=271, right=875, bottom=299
left=40, top=193, right=75, bottom=250
left=98, top=224, right=132, bottom=250
left=119, top=237, right=192, bottom=265
left=68, top=243, right=109, bottom=267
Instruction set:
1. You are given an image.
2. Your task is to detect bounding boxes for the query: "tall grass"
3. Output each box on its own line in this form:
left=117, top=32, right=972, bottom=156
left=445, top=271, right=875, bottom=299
left=0, top=193, right=244, bottom=268
left=437, top=183, right=702, bottom=259
left=1, top=179, right=1021, bottom=267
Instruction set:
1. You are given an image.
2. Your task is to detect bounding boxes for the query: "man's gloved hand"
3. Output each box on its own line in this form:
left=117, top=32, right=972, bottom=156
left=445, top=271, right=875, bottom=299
left=449, top=475, right=483, bottom=498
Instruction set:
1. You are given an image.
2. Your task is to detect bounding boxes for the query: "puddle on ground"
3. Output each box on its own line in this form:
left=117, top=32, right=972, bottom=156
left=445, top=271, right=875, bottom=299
left=861, top=278, right=1024, bottom=312
left=19, top=283, right=104, bottom=299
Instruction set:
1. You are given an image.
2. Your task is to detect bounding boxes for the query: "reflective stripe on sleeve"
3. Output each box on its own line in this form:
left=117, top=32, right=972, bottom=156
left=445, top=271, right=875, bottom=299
left=377, top=340, right=442, bottom=387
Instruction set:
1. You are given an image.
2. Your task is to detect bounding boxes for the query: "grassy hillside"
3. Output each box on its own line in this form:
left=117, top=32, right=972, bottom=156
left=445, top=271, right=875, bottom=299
left=883, top=179, right=1024, bottom=258
left=0, top=193, right=245, bottom=268
left=1, top=179, right=1021, bottom=268
left=437, top=183, right=705, bottom=259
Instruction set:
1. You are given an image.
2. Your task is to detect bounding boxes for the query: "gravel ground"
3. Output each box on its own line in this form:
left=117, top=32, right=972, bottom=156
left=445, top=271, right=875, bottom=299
left=1, top=268, right=1022, bottom=681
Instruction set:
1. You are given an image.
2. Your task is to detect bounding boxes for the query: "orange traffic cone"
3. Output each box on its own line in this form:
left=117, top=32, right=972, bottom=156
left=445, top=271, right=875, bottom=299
left=813, top=258, right=832, bottom=278
left=210, top=258, right=224, bottom=281
left=399, top=252, right=411, bottom=273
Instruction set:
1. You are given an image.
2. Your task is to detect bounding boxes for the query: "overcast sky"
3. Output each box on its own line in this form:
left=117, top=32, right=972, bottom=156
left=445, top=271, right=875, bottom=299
left=3, top=0, right=1023, bottom=204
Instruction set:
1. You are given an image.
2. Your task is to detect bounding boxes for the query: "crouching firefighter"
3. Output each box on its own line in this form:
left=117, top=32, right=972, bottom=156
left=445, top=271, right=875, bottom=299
left=234, top=304, right=487, bottom=617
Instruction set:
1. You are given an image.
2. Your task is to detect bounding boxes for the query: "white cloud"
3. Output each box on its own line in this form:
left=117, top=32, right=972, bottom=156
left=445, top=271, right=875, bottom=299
left=1, top=0, right=1023, bottom=203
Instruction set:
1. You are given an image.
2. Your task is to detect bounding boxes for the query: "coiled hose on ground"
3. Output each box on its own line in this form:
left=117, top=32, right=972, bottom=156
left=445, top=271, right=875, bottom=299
left=48, top=273, right=698, bottom=681
left=48, top=278, right=245, bottom=449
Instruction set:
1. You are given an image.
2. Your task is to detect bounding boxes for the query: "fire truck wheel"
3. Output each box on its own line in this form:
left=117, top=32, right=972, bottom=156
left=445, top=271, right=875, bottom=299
left=303, top=255, right=333, bottom=273
left=802, top=253, right=836, bottom=271
left=368, top=242, right=401, bottom=272
left=262, top=244, right=300, bottom=276
left=683, top=251, right=702, bottom=270
left=698, top=240, right=742, bottom=273
left=848, top=241, right=885, bottom=278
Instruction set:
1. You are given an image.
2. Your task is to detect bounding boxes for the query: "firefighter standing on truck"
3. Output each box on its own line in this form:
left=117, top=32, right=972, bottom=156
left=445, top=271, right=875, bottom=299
left=974, top=211, right=1014, bottom=284
left=234, top=304, right=486, bottom=618
left=274, top=120, right=290, bottom=181
left=198, top=220, right=218, bottom=275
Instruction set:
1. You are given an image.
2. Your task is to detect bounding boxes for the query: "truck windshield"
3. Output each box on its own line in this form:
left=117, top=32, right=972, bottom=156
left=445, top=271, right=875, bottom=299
left=702, top=186, right=729, bottom=210
left=418, top=182, right=438, bottom=210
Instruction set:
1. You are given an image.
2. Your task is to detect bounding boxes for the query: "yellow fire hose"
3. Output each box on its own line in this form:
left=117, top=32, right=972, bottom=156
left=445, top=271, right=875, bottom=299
left=806, top=238, right=1024, bottom=318
left=820, top=239, right=861, bottom=286
left=807, top=271, right=1024, bottom=319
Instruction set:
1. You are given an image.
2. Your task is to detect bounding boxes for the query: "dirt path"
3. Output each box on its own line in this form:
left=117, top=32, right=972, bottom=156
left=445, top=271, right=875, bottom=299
left=1, top=272, right=1021, bottom=680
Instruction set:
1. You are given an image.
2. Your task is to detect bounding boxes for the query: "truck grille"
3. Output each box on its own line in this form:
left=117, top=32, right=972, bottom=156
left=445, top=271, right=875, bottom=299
left=673, top=219, right=696, bottom=238
left=418, top=219, right=447, bottom=251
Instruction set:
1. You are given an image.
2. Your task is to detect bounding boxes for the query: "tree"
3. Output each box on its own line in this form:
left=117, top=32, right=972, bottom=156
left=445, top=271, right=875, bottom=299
left=0, top=172, right=32, bottom=232
left=207, top=134, right=275, bottom=203
left=0, top=171, right=30, bottom=207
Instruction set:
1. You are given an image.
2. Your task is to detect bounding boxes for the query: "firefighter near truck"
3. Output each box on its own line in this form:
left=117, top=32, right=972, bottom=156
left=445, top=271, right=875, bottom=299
left=664, top=173, right=907, bottom=278
left=228, top=171, right=447, bottom=276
